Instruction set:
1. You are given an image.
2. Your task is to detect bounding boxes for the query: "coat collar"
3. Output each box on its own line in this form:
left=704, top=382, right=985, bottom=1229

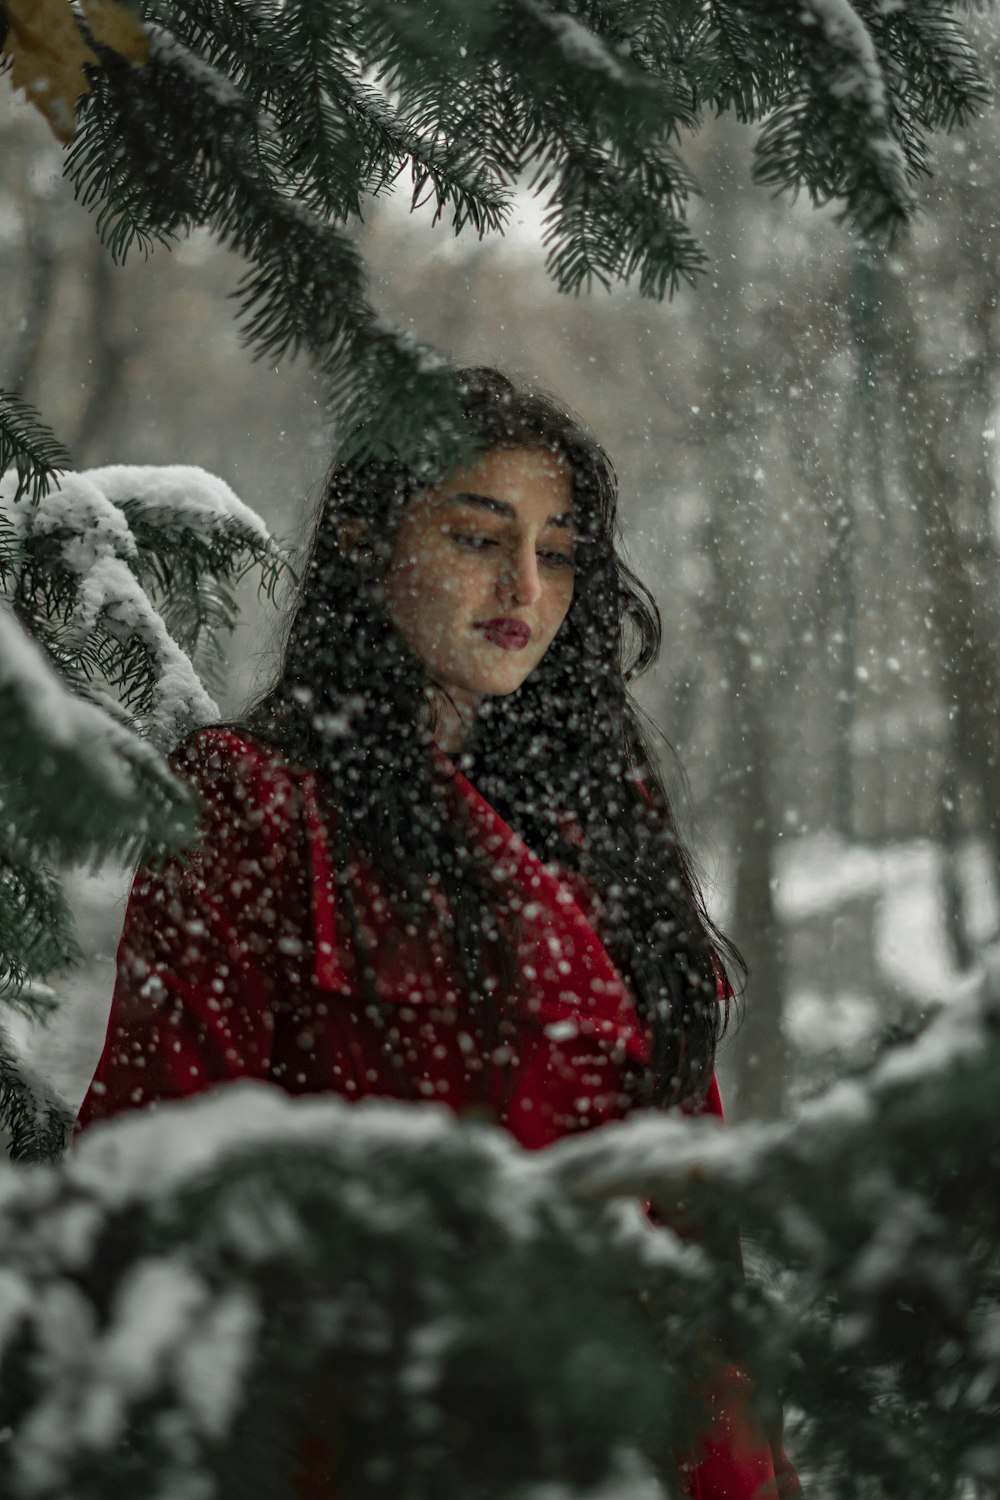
left=301, top=751, right=650, bottom=1070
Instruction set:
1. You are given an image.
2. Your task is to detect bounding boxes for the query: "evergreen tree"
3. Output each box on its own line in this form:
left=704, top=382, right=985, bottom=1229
left=0, top=0, right=988, bottom=482
left=0, top=964, right=998, bottom=1498
left=0, top=437, right=285, bottom=1159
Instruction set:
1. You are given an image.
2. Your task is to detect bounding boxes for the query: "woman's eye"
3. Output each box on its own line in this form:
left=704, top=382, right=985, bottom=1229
left=539, top=550, right=575, bottom=570
left=452, top=533, right=497, bottom=551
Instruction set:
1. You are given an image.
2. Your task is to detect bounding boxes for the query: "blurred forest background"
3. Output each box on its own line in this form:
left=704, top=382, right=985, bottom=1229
left=4, top=20, right=999, bottom=1125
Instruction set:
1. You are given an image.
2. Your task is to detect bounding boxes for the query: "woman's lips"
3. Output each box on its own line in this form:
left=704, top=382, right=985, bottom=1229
left=475, top=618, right=532, bottom=651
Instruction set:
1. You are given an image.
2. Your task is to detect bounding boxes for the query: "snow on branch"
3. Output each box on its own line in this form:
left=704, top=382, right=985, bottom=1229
left=804, top=0, right=893, bottom=121
left=3, top=470, right=219, bottom=747
left=84, top=464, right=272, bottom=546
left=0, top=1001, right=998, bottom=1500
left=1, top=463, right=288, bottom=749
left=0, top=607, right=194, bottom=862
left=82, top=465, right=290, bottom=680
left=0, top=1085, right=689, bottom=1500
left=750, top=0, right=924, bottom=238
left=0, top=460, right=281, bottom=1017
left=539, top=964, right=1000, bottom=1211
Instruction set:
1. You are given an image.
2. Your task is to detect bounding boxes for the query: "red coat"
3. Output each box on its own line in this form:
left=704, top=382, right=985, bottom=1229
left=78, top=728, right=798, bottom=1499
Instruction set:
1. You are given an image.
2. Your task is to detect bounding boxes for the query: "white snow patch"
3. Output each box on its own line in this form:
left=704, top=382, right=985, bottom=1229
left=86, top=464, right=270, bottom=545
left=176, top=1288, right=259, bottom=1437
left=785, top=987, right=877, bottom=1053
left=2, top=466, right=220, bottom=748
left=775, top=831, right=995, bottom=1010
left=525, top=2, right=629, bottom=83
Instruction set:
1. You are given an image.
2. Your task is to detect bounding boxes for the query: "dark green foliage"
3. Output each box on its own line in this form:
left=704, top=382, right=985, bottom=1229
left=0, top=839, right=80, bottom=1002
left=50, top=0, right=985, bottom=474
left=0, top=1024, right=74, bottom=1163
left=116, top=498, right=288, bottom=690
left=4, top=984, right=1000, bottom=1500
left=0, top=1093, right=708, bottom=1500
left=0, top=393, right=73, bottom=505
left=0, top=467, right=286, bottom=1063
left=750, top=0, right=987, bottom=236
left=751, top=1008, right=1000, bottom=1498
left=5, top=0, right=986, bottom=501
left=553, top=975, right=1000, bottom=1498
left=0, top=658, right=196, bottom=868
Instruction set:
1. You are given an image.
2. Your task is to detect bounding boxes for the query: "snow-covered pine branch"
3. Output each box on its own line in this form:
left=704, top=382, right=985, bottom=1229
left=0, top=608, right=195, bottom=865
left=0, top=1000, right=998, bottom=1500
left=4, top=469, right=217, bottom=747
left=0, top=1086, right=700, bottom=1500
left=540, top=957, right=1000, bottom=1211
left=86, top=465, right=289, bottom=687
left=0, top=463, right=285, bottom=1152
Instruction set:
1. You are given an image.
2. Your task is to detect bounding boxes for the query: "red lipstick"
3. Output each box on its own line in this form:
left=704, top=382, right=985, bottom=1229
left=475, top=618, right=532, bottom=651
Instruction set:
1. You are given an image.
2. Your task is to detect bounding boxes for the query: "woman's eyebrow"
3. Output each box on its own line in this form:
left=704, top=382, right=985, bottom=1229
left=444, top=492, right=576, bottom=531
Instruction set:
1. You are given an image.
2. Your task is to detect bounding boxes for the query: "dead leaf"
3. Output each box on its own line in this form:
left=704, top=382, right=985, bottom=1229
left=1, top=0, right=148, bottom=145
left=80, top=0, right=148, bottom=66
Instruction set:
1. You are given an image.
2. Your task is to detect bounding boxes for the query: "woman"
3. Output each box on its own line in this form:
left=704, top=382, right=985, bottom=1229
left=78, top=366, right=797, bottom=1497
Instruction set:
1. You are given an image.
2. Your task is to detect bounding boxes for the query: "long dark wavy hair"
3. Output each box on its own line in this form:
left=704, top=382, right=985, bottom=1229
left=244, top=366, right=741, bottom=1108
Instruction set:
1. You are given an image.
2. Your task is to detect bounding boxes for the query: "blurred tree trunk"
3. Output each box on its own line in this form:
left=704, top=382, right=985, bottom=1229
left=71, top=239, right=130, bottom=466
left=3, top=211, right=56, bottom=397
left=696, top=117, right=788, bottom=1118
left=879, top=262, right=1000, bottom=897
left=713, top=540, right=788, bottom=1119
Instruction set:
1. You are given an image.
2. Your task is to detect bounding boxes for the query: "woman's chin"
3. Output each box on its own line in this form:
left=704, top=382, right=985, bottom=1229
left=436, top=652, right=538, bottom=703
left=471, top=665, right=535, bottom=699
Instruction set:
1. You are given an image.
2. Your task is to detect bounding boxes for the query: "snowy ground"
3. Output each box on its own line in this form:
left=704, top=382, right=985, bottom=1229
left=7, top=833, right=997, bottom=1119
left=777, top=832, right=992, bottom=1053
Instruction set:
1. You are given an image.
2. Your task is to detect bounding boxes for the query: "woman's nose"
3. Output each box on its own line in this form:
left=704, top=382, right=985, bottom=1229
left=498, top=546, right=542, bottom=607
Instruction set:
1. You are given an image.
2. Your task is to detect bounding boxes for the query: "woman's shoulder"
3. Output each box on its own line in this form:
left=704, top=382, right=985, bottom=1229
left=170, top=724, right=311, bottom=840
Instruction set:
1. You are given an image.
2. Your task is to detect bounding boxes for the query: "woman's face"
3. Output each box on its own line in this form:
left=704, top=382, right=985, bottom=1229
left=385, top=445, right=576, bottom=734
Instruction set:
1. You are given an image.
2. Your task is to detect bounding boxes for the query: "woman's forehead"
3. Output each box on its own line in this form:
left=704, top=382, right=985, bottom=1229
left=432, top=445, right=573, bottom=504
left=433, top=490, right=576, bottom=532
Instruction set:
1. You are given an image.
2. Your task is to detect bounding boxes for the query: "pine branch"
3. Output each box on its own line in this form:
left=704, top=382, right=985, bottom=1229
left=39, top=0, right=983, bottom=468
left=0, top=608, right=196, bottom=867
left=681, top=0, right=793, bottom=120
left=0, top=509, right=17, bottom=582
left=6, top=471, right=219, bottom=747
left=544, top=969, right=1000, bottom=1495
left=748, top=0, right=987, bottom=239
left=0, top=1089, right=700, bottom=1499
left=0, top=391, right=72, bottom=504
left=0, top=836, right=80, bottom=1003
left=538, top=137, right=706, bottom=297
left=3, top=1020, right=999, bottom=1500
left=0, top=1022, right=73, bottom=1162
left=874, top=2, right=987, bottom=185
left=64, top=33, right=384, bottom=412
left=871, top=0, right=987, bottom=136
left=121, top=522, right=280, bottom=687
left=331, top=72, right=513, bottom=236
left=83, top=464, right=290, bottom=672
